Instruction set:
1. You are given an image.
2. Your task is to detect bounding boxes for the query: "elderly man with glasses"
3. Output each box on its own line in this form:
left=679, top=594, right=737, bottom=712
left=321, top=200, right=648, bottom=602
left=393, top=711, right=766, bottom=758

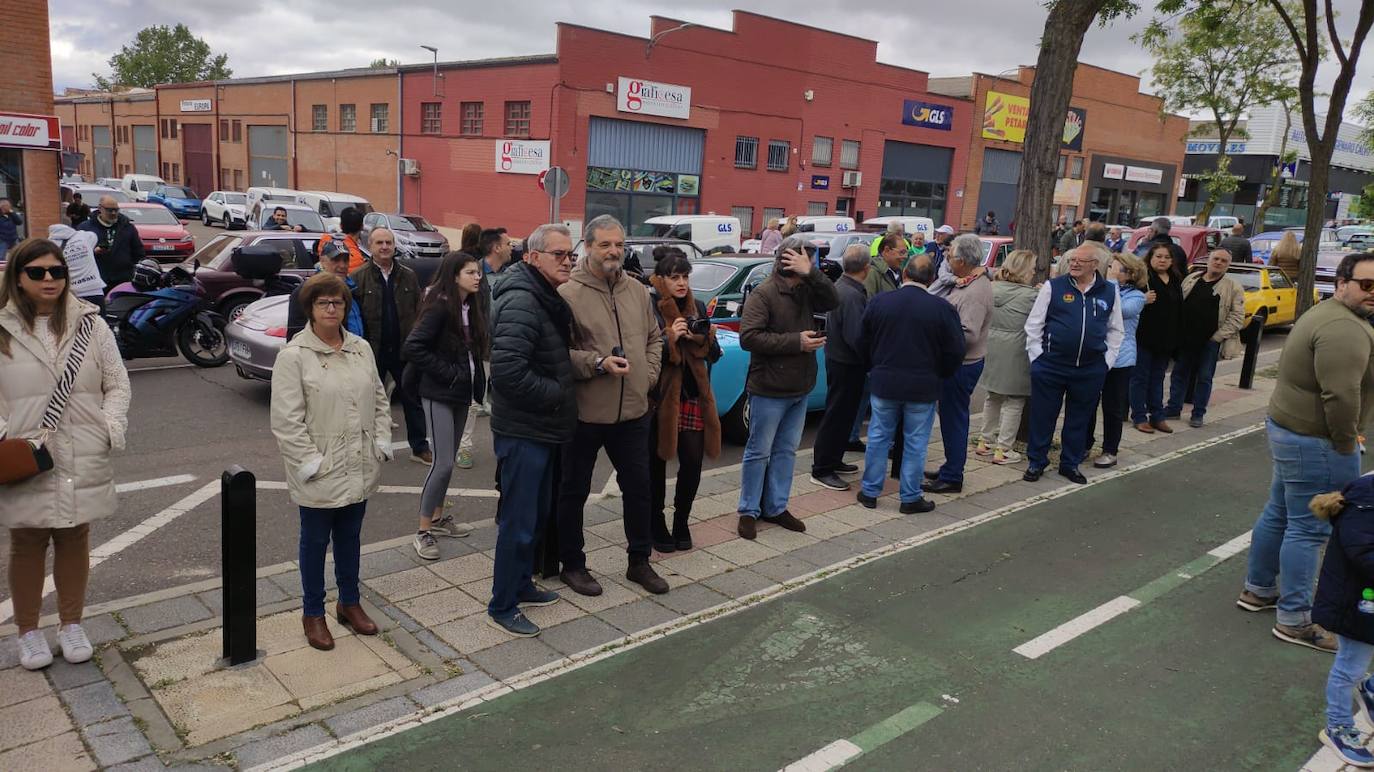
left=77, top=195, right=145, bottom=287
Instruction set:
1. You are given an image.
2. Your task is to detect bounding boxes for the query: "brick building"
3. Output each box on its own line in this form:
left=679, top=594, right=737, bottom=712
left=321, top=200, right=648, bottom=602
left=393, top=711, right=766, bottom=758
left=1, top=0, right=61, bottom=236
left=929, top=64, right=1189, bottom=232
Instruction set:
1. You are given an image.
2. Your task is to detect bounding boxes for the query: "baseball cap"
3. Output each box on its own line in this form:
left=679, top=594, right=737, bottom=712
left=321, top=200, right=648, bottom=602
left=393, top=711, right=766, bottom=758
left=935, top=225, right=955, bottom=234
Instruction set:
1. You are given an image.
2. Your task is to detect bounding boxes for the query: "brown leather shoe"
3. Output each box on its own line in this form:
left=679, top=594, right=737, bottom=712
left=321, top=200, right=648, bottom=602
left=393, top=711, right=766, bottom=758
left=303, top=615, right=335, bottom=651
left=1151, top=420, right=1174, bottom=434
left=1134, top=422, right=1156, bottom=434
left=737, top=515, right=758, bottom=540
left=559, top=568, right=603, bottom=597
left=762, top=510, right=807, bottom=533
left=336, top=603, right=378, bottom=635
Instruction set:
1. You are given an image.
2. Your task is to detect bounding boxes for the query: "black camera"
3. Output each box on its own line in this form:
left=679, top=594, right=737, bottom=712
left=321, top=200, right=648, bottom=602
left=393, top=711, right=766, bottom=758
left=687, top=317, right=711, bottom=336
left=611, top=346, right=625, bottom=359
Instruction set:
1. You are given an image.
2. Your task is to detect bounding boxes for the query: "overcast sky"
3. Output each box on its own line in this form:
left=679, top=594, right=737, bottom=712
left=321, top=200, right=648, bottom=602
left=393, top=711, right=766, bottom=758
left=48, top=1, right=1374, bottom=124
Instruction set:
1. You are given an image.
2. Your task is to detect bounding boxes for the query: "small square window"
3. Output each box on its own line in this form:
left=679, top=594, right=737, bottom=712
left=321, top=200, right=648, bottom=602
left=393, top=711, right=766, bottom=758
left=311, top=105, right=327, bottom=132
left=339, top=104, right=356, bottom=133
left=766, top=140, right=790, bottom=172
left=734, top=136, right=758, bottom=169
left=504, top=101, right=530, bottom=138
left=811, top=136, right=833, bottom=167
left=460, top=102, right=483, bottom=136
left=421, top=102, right=442, bottom=135
left=370, top=104, right=389, bottom=133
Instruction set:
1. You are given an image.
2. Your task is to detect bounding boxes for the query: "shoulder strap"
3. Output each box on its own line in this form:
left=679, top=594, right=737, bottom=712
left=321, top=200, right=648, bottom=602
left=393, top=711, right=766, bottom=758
left=40, top=314, right=97, bottom=433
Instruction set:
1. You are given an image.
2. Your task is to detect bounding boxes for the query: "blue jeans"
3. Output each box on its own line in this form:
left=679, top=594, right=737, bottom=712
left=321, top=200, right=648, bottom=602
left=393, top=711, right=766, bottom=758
left=490, top=434, right=556, bottom=619
left=936, top=360, right=985, bottom=485
left=1167, top=340, right=1221, bottom=420
left=1246, top=419, right=1363, bottom=626
left=299, top=501, right=366, bottom=617
left=1328, top=635, right=1374, bottom=730
left=737, top=394, right=808, bottom=518
left=862, top=397, right=936, bottom=503
left=1130, top=347, right=1170, bottom=425
left=1027, top=358, right=1108, bottom=471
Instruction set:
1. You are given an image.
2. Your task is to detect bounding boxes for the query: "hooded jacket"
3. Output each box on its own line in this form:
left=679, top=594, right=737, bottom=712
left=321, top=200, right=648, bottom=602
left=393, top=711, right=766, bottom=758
left=0, top=295, right=130, bottom=529
left=559, top=261, right=663, bottom=425
left=489, top=261, right=578, bottom=444
left=980, top=280, right=1038, bottom=397
left=78, top=212, right=145, bottom=287
left=270, top=325, right=392, bottom=509
left=47, top=224, right=106, bottom=300
left=1313, top=474, right=1374, bottom=645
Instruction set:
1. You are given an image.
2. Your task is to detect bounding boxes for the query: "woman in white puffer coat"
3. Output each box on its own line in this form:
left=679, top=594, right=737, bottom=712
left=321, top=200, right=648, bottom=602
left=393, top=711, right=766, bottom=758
left=0, top=238, right=130, bottom=671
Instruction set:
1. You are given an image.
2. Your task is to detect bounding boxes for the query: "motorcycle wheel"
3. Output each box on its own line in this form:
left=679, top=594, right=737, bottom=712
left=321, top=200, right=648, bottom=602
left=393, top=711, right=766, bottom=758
left=177, top=316, right=230, bottom=367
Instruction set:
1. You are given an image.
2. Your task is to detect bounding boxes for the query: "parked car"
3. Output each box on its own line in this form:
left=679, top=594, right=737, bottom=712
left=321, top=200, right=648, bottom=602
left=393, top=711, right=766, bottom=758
left=120, top=203, right=197, bottom=261
left=245, top=201, right=327, bottom=233
left=95, top=177, right=122, bottom=189
left=296, top=191, right=373, bottom=231
left=1137, top=215, right=1195, bottom=227
left=1315, top=249, right=1347, bottom=298
left=862, top=216, right=936, bottom=238
left=641, top=214, right=742, bottom=254
left=978, top=236, right=1016, bottom=269
left=245, top=186, right=301, bottom=216
left=146, top=185, right=202, bottom=219
left=1126, top=225, right=1223, bottom=265
left=181, top=231, right=320, bottom=321
left=1344, top=232, right=1374, bottom=251
left=60, top=183, right=130, bottom=208
left=120, top=173, right=167, bottom=202
left=202, top=191, right=249, bottom=229
left=361, top=212, right=449, bottom=258
left=740, top=238, right=763, bottom=253
left=1250, top=228, right=1343, bottom=263
left=792, top=215, right=856, bottom=233
left=1337, top=225, right=1374, bottom=244
left=712, top=326, right=827, bottom=444
left=1196, top=263, right=1315, bottom=328
left=686, top=256, right=776, bottom=323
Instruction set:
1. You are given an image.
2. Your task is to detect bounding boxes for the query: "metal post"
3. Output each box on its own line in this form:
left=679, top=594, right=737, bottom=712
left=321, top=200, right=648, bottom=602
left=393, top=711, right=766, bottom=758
left=221, top=466, right=258, bottom=665
left=1238, top=315, right=1265, bottom=390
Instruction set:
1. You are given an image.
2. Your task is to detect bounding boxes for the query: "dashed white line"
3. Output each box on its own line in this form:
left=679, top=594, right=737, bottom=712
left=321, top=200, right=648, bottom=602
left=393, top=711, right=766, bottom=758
left=1207, top=531, right=1252, bottom=559
left=1012, top=595, right=1141, bottom=660
left=115, top=474, right=196, bottom=493
left=780, top=740, right=862, bottom=772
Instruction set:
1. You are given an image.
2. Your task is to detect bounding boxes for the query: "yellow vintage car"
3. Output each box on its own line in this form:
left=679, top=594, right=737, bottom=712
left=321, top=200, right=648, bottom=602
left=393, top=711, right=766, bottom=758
left=1222, top=264, right=1317, bottom=327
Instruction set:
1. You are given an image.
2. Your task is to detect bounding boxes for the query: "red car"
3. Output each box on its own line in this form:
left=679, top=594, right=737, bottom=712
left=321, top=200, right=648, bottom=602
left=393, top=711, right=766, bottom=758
left=120, top=202, right=196, bottom=262
left=1126, top=224, right=1223, bottom=266
left=978, top=236, right=1015, bottom=269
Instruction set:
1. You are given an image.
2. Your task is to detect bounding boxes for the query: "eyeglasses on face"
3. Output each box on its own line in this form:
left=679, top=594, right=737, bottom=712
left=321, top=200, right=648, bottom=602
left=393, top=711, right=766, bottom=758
left=1349, top=278, right=1374, bottom=293
left=536, top=249, right=574, bottom=262
left=313, top=299, right=346, bottom=310
left=23, top=265, right=68, bottom=280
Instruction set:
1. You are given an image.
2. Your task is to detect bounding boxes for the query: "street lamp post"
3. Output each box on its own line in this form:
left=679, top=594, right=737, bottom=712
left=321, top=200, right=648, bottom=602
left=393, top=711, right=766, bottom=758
left=420, top=45, right=441, bottom=97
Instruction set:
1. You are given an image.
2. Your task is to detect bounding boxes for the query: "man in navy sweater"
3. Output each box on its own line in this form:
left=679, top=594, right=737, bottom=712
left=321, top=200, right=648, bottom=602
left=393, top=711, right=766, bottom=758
left=855, top=255, right=965, bottom=513
left=1023, top=245, right=1125, bottom=484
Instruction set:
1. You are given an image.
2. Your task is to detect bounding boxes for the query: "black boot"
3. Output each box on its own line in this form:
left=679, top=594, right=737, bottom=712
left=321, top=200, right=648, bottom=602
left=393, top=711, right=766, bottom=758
left=672, top=511, right=693, bottom=551
left=651, top=515, right=676, bottom=554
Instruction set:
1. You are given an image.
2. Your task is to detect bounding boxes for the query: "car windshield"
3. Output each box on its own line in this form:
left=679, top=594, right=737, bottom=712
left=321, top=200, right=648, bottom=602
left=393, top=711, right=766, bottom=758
left=224, top=193, right=247, bottom=205
left=283, top=209, right=327, bottom=231
left=394, top=215, right=434, bottom=232
left=689, top=263, right=741, bottom=293
left=982, top=241, right=993, bottom=261
left=189, top=236, right=244, bottom=271
left=645, top=223, right=674, bottom=238
left=323, top=200, right=373, bottom=217
left=121, top=207, right=179, bottom=225
left=161, top=186, right=194, bottom=198
left=1228, top=270, right=1264, bottom=290
left=266, top=193, right=296, bottom=201
left=1250, top=239, right=1278, bottom=254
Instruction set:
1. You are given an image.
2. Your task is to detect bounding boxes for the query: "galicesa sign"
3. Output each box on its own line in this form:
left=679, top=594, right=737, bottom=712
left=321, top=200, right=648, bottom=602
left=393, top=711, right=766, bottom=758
left=617, top=77, right=691, bottom=120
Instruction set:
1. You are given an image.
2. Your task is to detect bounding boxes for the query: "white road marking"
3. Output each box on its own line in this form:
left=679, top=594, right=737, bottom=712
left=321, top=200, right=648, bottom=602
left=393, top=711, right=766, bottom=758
left=1013, top=595, right=1141, bottom=660
left=128, top=362, right=195, bottom=372
left=780, top=740, right=862, bottom=772
left=1207, top=531, right=1252, bottom=559
left=115, top=474, right=196, bottom=493
left=0, top=481, right=221, bottom=625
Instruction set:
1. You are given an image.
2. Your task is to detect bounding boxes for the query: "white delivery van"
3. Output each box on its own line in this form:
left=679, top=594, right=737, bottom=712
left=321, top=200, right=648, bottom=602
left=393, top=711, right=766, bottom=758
left=297, top=191, right=374, bottom=232
left=642, top=215, right=742, bottom=254
left=862, top=216, right=936, bottom=238
left=792, top=215, right=856, bottom=233
left=121, top=173, right=167, bottom=202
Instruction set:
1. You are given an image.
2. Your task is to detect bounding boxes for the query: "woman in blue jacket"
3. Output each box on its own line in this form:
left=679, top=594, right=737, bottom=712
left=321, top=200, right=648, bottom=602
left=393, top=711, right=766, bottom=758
left=1312, top=473, right=1374, bottom=767
left=1090, top=254, right=1148, bottom=468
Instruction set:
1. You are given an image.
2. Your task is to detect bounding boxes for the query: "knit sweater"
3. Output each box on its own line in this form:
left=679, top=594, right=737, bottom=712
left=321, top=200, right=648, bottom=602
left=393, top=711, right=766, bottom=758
left=1268, top=299, right=1374, bottom=454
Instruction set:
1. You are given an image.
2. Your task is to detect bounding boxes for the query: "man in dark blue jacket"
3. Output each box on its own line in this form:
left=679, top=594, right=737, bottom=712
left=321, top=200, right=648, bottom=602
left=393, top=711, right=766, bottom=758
left=0, top=198, right=24, bottom=260
left=1022, top=245, right=1125, bottom=484
left=78, top=195, right=145, bottom=287
left=856, top=255, right=965, bottom=513
left=809, top=245, right=870, bottom=491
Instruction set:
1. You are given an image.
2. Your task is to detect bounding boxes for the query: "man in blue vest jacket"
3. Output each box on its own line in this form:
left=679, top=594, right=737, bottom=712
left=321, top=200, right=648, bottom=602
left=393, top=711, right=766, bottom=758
left=1022, top=245, right=1125, bottom=484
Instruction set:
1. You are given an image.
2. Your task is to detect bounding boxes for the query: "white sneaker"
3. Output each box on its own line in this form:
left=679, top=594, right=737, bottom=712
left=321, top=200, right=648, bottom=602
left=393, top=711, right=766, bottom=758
left=413, top=530, right=440, bottom=560
left=429, top=515, right=473, bottom=538
left=1093, top=453, right=1117, bottom=469
left=57, top=624, right=93, bottom=664
left=992, top=449, right=1022, bottom=465
left=17, top=630, right=52, bottom=670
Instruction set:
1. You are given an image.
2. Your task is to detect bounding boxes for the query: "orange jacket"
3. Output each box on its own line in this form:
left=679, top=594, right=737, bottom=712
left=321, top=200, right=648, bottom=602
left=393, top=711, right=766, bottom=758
left=317, top=233, right=366, bottom=272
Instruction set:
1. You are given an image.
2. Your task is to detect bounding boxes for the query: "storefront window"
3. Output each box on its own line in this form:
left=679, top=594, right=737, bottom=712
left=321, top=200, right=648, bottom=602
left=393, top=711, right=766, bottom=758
left=0, top=149, right=23, bottom=217
left=585, top=165, right=700, bottom=235
left=876, top=177, right=946, bottom=223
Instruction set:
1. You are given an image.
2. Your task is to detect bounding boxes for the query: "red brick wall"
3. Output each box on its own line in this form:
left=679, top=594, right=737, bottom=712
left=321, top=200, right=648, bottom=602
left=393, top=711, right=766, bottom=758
left=2, top=0, right=59, bottom=233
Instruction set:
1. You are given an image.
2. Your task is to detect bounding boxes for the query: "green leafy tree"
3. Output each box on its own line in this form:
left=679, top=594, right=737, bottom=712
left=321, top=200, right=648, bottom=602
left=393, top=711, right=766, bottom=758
left=1253, top=98, right=1299, bottom=231
left=93, top=24, right=231, bottom=90
left=369, top=58, right=399, bottom=69
left=1013, top=0, right=1141, bottom=276
left=1136, top=4, right=1299, bottom=224
left=1352, top=183, right=1374, bottom=220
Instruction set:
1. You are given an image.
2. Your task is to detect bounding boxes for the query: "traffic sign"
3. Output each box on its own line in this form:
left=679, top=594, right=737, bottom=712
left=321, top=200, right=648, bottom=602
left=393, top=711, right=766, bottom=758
left=540, top=166, right=569, bottom=199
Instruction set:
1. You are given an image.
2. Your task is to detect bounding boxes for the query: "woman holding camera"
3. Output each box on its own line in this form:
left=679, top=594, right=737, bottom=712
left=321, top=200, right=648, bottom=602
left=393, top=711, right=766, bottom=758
left=648, top=247, right=721, bottom=552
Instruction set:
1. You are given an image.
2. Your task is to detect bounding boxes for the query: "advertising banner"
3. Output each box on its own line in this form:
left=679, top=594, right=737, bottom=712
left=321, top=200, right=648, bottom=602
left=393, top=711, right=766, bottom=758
left=617, top=77, right=691, bottom=120
left=902, top=100, right=954, bottom=131
left=495, top=140, right=550, bottom=175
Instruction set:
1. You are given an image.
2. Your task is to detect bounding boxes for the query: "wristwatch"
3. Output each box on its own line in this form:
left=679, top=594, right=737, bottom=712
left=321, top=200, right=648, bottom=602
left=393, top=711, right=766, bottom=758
left=594, top=356, right=607, bottom=376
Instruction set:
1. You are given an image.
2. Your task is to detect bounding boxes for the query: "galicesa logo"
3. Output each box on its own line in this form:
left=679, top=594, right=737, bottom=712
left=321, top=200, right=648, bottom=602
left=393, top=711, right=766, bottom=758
left=626, top=80, right=685, bottom=111
left=500, top=141, right=545, bottom=171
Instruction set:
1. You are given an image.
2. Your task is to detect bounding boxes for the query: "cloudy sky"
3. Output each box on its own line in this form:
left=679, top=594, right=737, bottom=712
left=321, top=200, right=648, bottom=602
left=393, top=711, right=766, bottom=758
left=48, top=0, right=1374, bottom=121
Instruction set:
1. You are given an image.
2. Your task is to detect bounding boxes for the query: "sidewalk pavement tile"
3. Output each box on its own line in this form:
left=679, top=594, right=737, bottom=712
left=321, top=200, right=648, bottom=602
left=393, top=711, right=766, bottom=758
left=47, top=658, right=106, bottom=691
left=460, top=526, right=499, bottom=552
left=700, top=568, right=777, bottom=599
left=700, top=513, right=740, bottom=533
left=583, top=502, right=622, bottom=526
left=562, top=580, right=641, bottom=614
left=356, top=632, right=418, bottom=673
left=704, top=537, right=780, bottom=567
left=521, top=598, right=587, bottom=629
left=82, top=613, right=129, bottom=646
left=681, top=523, right=737, bottom=551
left=829, top=529, right=892, bottom=555
left=410, top=669, right=497, bottom=708
left=432, top=613, right=512, bottom=654
left=0, top=667, right=50, bottom=710
left=798, top=513, right=860, bottom=540
left=693, top=474, right=737, bottom=497
left=972, top=463, right=1028, bottom=485
left=753, top=525, right=821, bottom=553
left=789, top=488, right=859, bottom=515
left=459, top=579, right=495, bottom=605
left=130, top=631, right=220, bottom=686
left=197, top=578, right=290, bottom=616
left=693, top=493, right=741, bottom=518
left=271, top=569, right=336, bottom=597
left=264, top=636, right=397, bottom=709
left=866, top=513, right=960, bottom=543
left=654, top=584, right=730, bottom=616
left=62, top=681, right=129, bottom=725
left=230, top=724, right=331, bottom=770
left=325, top=694, right=419, bottom=738
left=359, top=548, right=425, bottom=580
left=0, top=730, right=94, bottom=771
left=155, top=664, right=296, bottom=746
left=258, top=608, right=353, bottom=657
left=587, top=520, right=631, bottom=546
left=789, top=539, right=864, bottom=571
left=121, top=595, right=213, bottom=635
left=0, top=636, right=19, bottom=669
left=598, top=599, right=680, bottom=636
left=581, top=530, right=614, bottom=552
left=658, top=550, right=736, bottom=581
left=366, top=565, right=449, bottom=603
left=538, top=616, right=625, bottom=656
left=751, top=554, right=821, bottom=584
left=84, top=716, right=153, bottom=767
left=0, top=694, right=70, bottom=751
left=968, top=482, right=1039, bottom=510
left=585, top=546, right=630, bottom=577
left=826, top=504, right=898, bottom=529
left=467, top=637, right=562, bottom=680
left=395, top=587, right=486, bottom=628
left=427, top=553, right=496, bottom=587
left=107, top=756, right=166, bottom=772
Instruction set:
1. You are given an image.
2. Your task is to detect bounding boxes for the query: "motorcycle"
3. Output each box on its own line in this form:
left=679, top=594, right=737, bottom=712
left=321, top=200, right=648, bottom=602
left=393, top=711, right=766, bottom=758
left=103, top=259, right=230, bottom=367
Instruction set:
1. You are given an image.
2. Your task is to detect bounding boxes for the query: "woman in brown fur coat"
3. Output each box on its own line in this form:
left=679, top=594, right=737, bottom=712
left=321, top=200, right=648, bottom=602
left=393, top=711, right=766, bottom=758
left=648, top=247, right=721, bottom=553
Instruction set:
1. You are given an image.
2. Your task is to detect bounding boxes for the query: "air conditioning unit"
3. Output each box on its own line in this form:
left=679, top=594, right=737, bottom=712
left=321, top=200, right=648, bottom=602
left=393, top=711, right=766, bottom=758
left=841, top=170, right=863, bottom=188
left=399, top=158, right=420, bottom=176
left=370, top=118, right=385, bottom=132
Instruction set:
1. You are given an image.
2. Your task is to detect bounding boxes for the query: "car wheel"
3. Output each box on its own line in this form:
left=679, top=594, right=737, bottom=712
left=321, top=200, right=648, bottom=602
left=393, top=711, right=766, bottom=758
left=722, top=395, right=750, bottom=445
left=220, top=298, right=252, bottom=323
left=202, top=209, right=210, bottom=226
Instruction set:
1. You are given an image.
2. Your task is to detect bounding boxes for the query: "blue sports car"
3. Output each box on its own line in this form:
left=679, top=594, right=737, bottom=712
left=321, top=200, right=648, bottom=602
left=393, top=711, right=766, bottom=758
left=708, top=326, right=828, bottom=445
left=147, top=185, right=202, bottom=219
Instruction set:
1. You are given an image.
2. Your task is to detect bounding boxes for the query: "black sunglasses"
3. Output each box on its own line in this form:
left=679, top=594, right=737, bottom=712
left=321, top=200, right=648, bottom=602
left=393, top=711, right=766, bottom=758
left=23, top=265, right=68, bottom=281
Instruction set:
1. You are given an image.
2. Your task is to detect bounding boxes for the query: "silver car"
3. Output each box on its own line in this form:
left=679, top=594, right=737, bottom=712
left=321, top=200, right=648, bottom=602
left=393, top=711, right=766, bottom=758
left=226, top=294, right=290, bottom=381
left=363, top=212, right=449, bottom=259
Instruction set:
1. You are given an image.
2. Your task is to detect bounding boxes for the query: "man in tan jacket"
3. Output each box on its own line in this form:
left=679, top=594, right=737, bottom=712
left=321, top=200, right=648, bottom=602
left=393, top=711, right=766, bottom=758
left=556, top=215, right=667, bottom=597
left=1166, top=248, right=1246, bottom=427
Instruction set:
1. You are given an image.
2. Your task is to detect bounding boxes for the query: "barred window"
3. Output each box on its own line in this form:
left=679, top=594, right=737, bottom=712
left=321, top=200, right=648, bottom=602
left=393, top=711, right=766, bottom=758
left=460, top=102, right=483, bottom=136
left=840, top=140, right=861, bottom=170
left=731, top=206, right=754, bottom=235
left=734, top=136, right=758, bottom=169
left=811, top=136, right=833, bottom=167
left=767, top=140, right=790, bottom=172
left=504, top=101, right=530, bottom=137
left=370, top=104, right=389, bottom=133
left=339, top=104, right=356, bottom=133
left=311, top=105, right=327, bottom=132
left=421, top=103, right=442, bottom=135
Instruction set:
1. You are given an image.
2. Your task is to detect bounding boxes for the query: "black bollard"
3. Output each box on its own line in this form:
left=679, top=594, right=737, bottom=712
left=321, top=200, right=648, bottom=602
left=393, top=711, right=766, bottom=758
left=1238, top=315, right=1265, bottom=390
left=221, top=466, right=258, bottom=665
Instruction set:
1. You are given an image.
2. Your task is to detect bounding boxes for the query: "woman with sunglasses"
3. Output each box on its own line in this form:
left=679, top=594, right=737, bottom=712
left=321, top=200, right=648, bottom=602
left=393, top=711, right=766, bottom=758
left=0, top=238, right=130, bottom=670
left=271, top=272, right=392, bottom=651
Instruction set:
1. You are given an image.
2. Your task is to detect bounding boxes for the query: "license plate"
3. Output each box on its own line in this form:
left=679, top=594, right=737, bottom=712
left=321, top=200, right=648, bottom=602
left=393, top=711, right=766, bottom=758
left=153, top=245, right=174, bottom=251
left=229, top=341, right=251, bottom=360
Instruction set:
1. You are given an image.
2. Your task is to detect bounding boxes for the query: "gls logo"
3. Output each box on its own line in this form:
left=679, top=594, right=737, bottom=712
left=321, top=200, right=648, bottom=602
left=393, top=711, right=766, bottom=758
left=910, top=105, right=948, bottom=125
left=901, top=99, right=955, bottom=131
left=717, top=223, right=733, bottom=233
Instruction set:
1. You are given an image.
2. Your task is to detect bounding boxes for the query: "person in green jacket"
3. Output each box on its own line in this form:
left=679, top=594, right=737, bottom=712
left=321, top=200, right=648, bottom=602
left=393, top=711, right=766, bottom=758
left=864, top=233, right=909, bottom=297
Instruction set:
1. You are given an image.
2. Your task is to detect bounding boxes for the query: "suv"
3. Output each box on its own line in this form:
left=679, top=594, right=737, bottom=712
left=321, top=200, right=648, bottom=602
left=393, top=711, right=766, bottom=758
left=247, top=201, right=327, bottom=233
left=361, top=212, right=448, bottom=258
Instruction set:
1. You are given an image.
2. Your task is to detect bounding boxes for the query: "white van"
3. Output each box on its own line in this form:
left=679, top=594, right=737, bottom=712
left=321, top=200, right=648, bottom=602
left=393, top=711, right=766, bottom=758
left=863, top=216, right=936, bottom=238
left=296, top=191, right=374, bottom=231
left=642, top=215, right=741, bottom=254
left=792, top=216, right=856, bottom=233
left=1207, top=215, right=1240, bottom=230
left=245, top=187, right=302, bottom=219
left=121, top=173, right=167, bottom=202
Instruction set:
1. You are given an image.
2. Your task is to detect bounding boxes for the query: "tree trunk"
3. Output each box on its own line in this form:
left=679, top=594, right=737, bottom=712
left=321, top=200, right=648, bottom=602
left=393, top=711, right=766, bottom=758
left=1193, top=150, right=1231, bottom=225
left=1252, top=108, right=1292, bottom=234
left=1013, top=0, right=1107, bottom=278
left=1296, top=146, right=1330, bottom=314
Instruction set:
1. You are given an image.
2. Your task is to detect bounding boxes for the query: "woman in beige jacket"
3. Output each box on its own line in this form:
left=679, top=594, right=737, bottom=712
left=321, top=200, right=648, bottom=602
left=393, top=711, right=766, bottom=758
left=271, top=272, right=392, bottom=651
left=0, top=238, right=130, bottom=671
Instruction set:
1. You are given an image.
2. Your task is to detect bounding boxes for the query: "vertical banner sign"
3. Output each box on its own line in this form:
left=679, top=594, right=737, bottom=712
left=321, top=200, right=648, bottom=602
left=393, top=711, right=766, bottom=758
left=1062, top=108, right=1086, bottom=152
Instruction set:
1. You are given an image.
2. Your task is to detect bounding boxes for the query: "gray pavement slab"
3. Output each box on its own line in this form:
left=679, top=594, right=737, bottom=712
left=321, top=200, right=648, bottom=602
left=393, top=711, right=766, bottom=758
left=410, top=670, right=498, bottom=708
left=467, top=638, right=563, bottom=681
left=231, top=725, right=333, bottom=769
left=537, top=617, right=625, bottom=657
left=84, top=716, right=155, bottom=767
left=597, top=599, right=680, bottom=636
left=698, top=569, right=777, bottom=599
left=62, top=680, right=129, bottom=725
left=324, top=695, right=420, bottom=738
left=121, top=596, right=214, bottom=635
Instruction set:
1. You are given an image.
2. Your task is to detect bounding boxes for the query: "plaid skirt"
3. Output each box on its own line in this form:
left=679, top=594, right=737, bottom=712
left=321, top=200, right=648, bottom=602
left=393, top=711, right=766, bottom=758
left=677, top=397, right=704, bottom=432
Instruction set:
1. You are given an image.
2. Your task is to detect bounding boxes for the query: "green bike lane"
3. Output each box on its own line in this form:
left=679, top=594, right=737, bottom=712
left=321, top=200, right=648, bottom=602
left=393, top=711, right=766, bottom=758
left=309, top=429, right=1335, bottom=771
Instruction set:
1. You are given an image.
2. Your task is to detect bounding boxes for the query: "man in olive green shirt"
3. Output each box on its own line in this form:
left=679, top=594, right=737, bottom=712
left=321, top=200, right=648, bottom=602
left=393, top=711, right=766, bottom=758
left=1239, top=252, right=1374, bottom=653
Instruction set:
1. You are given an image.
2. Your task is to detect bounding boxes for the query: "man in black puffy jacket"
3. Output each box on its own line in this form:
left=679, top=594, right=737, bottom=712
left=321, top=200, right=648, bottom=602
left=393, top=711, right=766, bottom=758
left=485, top=224, right=578, bottom=639
left=78, top=195, right=145, bottom=286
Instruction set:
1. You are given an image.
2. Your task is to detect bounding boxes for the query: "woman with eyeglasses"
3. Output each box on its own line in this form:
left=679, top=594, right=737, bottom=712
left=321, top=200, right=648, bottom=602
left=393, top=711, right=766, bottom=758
left=271, top=272, right=393, bottom=651
left=0, top=238, right=130, bottom=670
